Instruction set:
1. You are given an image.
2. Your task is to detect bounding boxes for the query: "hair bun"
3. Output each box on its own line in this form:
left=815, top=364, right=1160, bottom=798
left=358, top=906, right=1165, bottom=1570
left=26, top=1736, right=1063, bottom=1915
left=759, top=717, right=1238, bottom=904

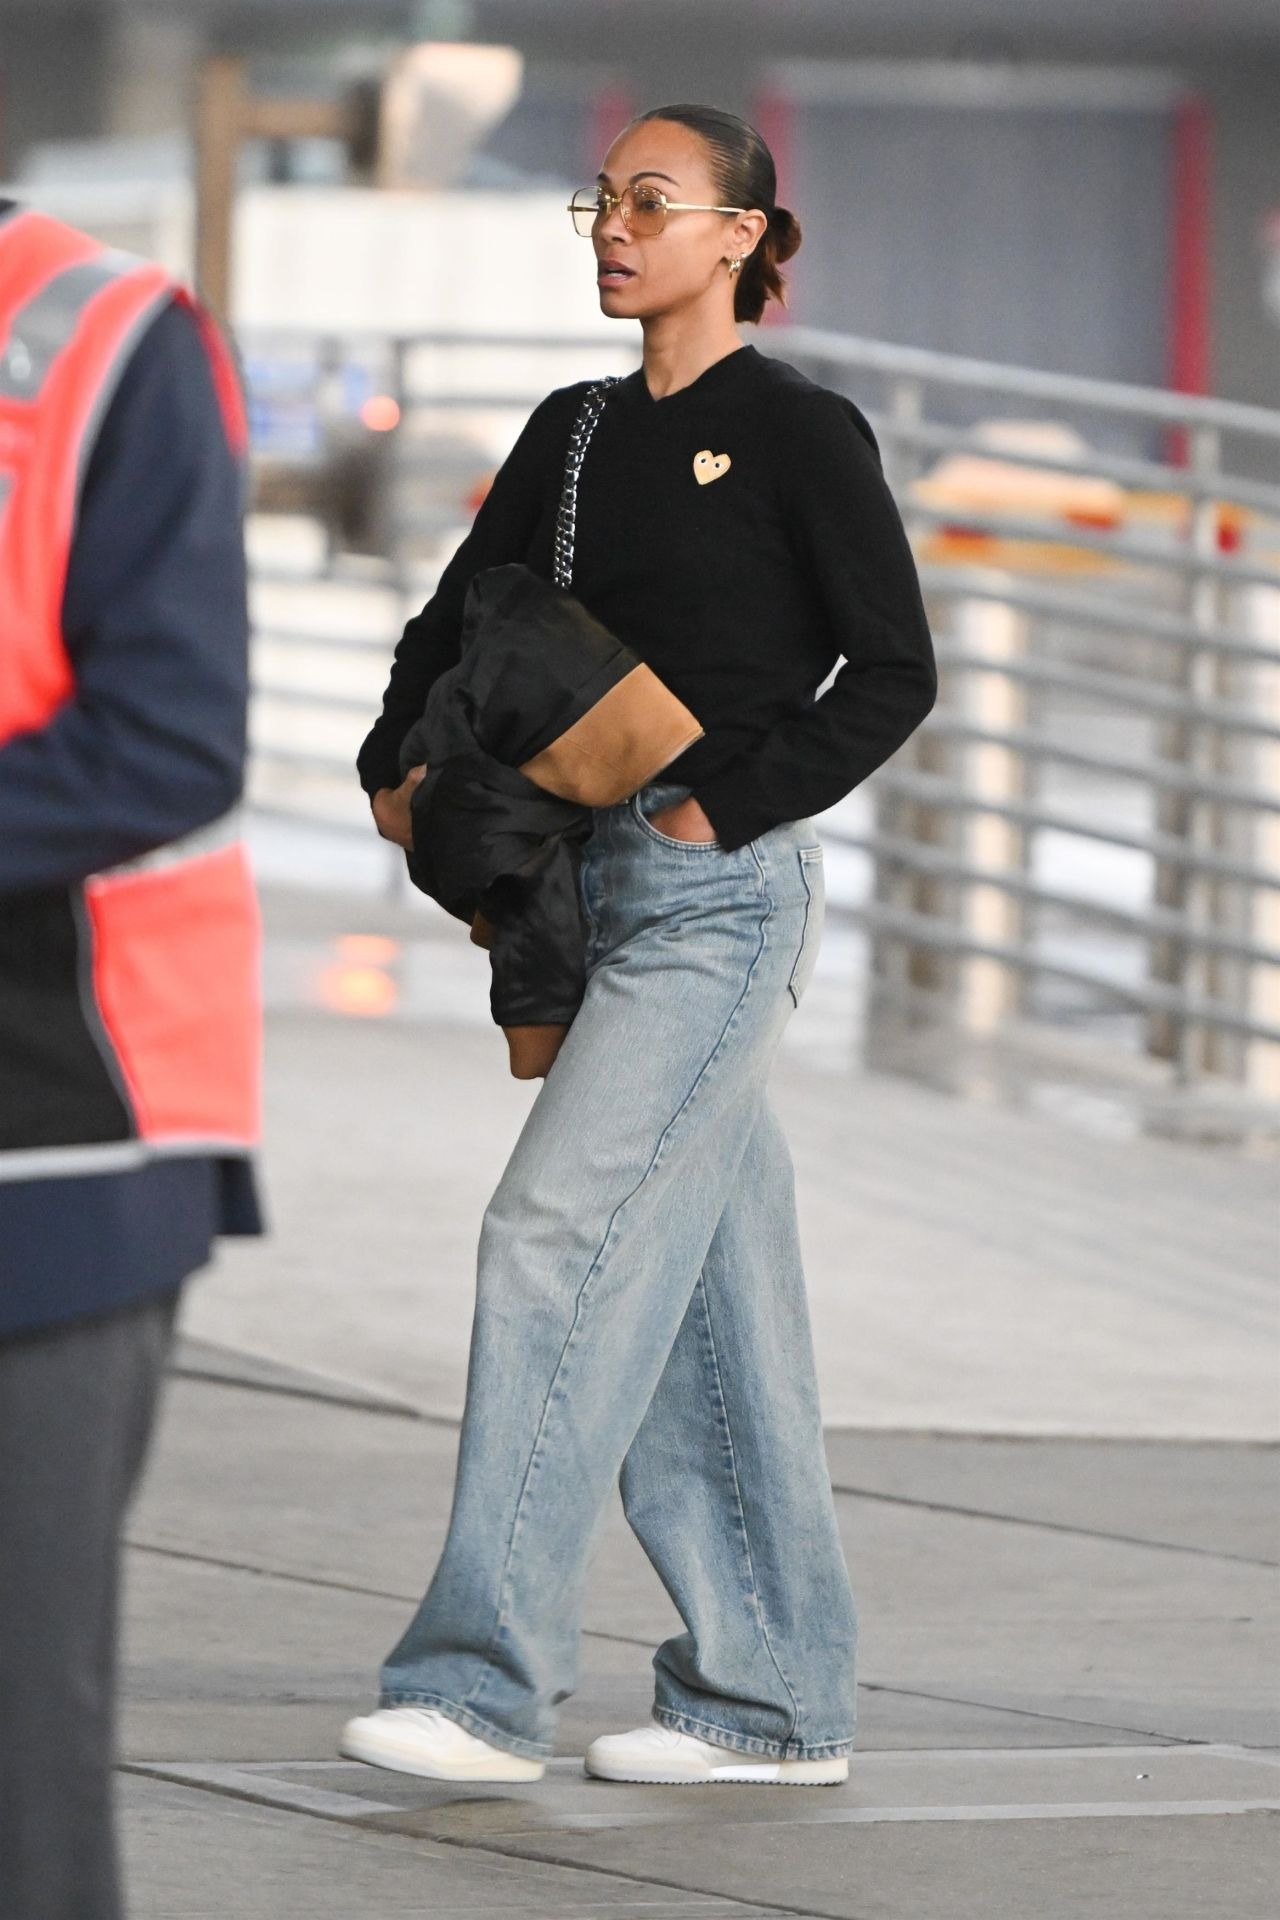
left=769, top=205, right=802, bottom=263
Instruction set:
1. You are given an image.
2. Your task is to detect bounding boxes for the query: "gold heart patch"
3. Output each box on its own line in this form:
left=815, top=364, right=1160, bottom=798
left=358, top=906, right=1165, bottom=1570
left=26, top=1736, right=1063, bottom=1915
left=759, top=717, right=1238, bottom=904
left=693, top=449, right=731, bottom=486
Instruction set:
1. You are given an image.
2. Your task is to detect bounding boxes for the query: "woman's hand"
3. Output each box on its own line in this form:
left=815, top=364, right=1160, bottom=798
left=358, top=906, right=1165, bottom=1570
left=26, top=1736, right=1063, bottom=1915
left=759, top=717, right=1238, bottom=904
left=371, top=764, right=426, bottom=849
left=646, top=795, right=718, bottom=843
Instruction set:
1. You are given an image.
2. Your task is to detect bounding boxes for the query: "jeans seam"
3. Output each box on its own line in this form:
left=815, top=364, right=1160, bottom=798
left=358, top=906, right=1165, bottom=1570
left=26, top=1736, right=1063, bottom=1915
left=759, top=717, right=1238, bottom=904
left=693, top=1271, right=803, bottom=1745
left=461, top=872, right=779, bottom=1721
left=787, top=853, right=817, bottom=1008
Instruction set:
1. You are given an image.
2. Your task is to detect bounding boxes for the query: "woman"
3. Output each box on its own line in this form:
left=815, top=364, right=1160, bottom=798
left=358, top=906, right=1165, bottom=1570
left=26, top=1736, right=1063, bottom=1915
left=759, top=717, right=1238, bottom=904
left=344, top=103, right=936, bottom=1788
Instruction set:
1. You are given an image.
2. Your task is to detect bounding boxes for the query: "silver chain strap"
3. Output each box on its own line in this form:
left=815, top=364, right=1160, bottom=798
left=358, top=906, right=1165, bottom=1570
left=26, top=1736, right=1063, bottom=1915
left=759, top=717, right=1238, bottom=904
left=552, top=376, right=620, bottom=589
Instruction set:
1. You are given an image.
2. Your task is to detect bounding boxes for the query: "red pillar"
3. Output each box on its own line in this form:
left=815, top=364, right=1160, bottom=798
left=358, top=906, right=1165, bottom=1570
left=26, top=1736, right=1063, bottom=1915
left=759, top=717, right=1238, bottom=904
left=751, top=84, right=795, bottom=329
left=586, top=82, right=636, bottom=181
left=1167, top=91, right=1213, bottom=465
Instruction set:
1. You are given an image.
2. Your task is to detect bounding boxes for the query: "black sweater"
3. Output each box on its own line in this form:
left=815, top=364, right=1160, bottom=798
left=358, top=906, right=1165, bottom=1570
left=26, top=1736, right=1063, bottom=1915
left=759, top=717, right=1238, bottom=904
left=357, top=341, right=937, bottom=851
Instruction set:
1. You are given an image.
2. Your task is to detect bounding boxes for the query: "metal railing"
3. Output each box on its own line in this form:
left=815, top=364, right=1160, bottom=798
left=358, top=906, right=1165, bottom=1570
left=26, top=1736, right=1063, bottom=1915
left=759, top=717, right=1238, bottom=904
left=243, top=325, right=1280, bottom=1095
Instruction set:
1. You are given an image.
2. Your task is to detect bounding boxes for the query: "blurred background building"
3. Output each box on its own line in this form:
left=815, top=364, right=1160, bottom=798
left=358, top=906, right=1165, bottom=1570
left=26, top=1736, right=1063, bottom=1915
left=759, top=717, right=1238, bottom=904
left=3, top=0, right=1277, bottom=1114
left=1, top=0, right=1277, bottom=413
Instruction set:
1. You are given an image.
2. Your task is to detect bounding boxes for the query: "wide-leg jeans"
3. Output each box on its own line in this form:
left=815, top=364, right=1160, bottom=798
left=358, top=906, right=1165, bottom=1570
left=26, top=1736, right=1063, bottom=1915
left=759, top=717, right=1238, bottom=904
left=379, top=778, right=858, bottom=1761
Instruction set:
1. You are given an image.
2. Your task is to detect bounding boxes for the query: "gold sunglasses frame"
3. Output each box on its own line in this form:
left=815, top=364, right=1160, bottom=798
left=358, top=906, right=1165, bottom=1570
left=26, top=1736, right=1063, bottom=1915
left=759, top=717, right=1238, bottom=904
left=568, top=184, right=746, bottom=237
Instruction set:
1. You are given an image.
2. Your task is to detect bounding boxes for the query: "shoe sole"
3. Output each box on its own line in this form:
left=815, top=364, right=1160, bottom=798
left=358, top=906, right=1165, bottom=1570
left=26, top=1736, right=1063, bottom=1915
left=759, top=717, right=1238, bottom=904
left=584, top=1757, right=848, bottom=1786
left=340, top=1728, right=545, bottom=1783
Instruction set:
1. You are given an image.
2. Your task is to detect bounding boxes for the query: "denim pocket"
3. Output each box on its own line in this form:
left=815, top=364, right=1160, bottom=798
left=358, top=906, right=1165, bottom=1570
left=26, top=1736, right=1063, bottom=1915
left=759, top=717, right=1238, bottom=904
left=787, top=846, right=825, bottom=1007
left=630, top=790, right=725, bottom=852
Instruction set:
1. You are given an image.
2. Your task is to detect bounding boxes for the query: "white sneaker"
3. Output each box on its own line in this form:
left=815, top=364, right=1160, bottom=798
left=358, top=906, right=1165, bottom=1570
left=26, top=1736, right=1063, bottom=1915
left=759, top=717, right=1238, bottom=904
left=584, top=1719, right=848, bottom=1786
left=340, top=1706, right=545, bottom=1782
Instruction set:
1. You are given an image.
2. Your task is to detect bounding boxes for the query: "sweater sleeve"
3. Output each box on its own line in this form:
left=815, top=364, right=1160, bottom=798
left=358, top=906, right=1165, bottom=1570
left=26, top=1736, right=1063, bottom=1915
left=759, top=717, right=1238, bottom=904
left=356, top=382, right=584, bottom=797
left=691, top=390, right=937, bottom=851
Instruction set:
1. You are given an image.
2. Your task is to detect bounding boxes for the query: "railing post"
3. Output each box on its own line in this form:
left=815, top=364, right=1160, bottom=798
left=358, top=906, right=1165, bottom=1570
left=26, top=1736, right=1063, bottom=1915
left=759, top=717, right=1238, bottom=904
left=386, top=336, right=411, bottom=601
left=1240, top=577, right=1280, bottom=1097
left=316, top=334, right=346, bottom=577
left=1146, top=424, right=1222, bottom=1082
left=870, top=373, right=947, bottom=1002
left=953, top=590, right=1031, bottom=1031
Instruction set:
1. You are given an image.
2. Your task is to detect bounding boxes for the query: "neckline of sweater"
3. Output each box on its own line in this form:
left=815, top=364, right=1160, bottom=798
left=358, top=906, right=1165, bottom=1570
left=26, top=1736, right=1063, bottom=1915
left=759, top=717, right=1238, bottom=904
left=622, top=341, right=761, bottom=409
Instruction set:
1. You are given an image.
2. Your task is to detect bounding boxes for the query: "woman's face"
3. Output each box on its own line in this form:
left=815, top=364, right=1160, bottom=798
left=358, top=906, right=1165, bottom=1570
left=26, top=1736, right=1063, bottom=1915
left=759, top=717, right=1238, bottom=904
left=591, top=119, right=756, bottom=322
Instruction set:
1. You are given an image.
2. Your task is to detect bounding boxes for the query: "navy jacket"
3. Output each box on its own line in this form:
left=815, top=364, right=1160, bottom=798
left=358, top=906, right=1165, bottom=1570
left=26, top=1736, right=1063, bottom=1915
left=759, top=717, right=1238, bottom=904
left=0, top=277, right=262, bottom=1339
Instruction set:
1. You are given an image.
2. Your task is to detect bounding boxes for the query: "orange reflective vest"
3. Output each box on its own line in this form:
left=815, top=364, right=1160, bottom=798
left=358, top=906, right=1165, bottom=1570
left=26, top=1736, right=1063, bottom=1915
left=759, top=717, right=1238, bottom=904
left=0, top=208, right=261, bottom=1177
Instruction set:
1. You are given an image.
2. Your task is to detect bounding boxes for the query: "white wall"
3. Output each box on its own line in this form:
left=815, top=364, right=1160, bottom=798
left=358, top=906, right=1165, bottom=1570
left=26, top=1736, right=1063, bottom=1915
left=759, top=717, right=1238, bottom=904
left=233, top=186, right=622, bottom=339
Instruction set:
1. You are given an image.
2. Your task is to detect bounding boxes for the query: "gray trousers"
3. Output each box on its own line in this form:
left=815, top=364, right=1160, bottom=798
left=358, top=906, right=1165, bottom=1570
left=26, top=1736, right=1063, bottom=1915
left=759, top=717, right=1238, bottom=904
left=0, top=1290, right=179, bottom=1920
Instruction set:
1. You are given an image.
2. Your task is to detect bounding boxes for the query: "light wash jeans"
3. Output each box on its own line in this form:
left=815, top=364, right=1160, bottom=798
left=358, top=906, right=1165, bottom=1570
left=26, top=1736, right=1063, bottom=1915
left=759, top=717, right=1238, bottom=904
left=380, top=778, right=858, bottom=1761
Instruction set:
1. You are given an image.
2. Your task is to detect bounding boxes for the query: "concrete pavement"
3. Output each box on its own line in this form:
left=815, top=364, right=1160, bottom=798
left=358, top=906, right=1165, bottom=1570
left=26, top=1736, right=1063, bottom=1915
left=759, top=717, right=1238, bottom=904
left=116, top=881, right=1280, bottom=1917
left=120, top=1346, right=1279, bottom=1918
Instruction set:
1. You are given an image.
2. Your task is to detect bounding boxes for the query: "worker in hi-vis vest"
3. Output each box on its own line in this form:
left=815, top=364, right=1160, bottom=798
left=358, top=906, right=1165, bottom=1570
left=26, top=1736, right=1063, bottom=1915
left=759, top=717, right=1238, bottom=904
left=0, top=203, right=263, bottom=1920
